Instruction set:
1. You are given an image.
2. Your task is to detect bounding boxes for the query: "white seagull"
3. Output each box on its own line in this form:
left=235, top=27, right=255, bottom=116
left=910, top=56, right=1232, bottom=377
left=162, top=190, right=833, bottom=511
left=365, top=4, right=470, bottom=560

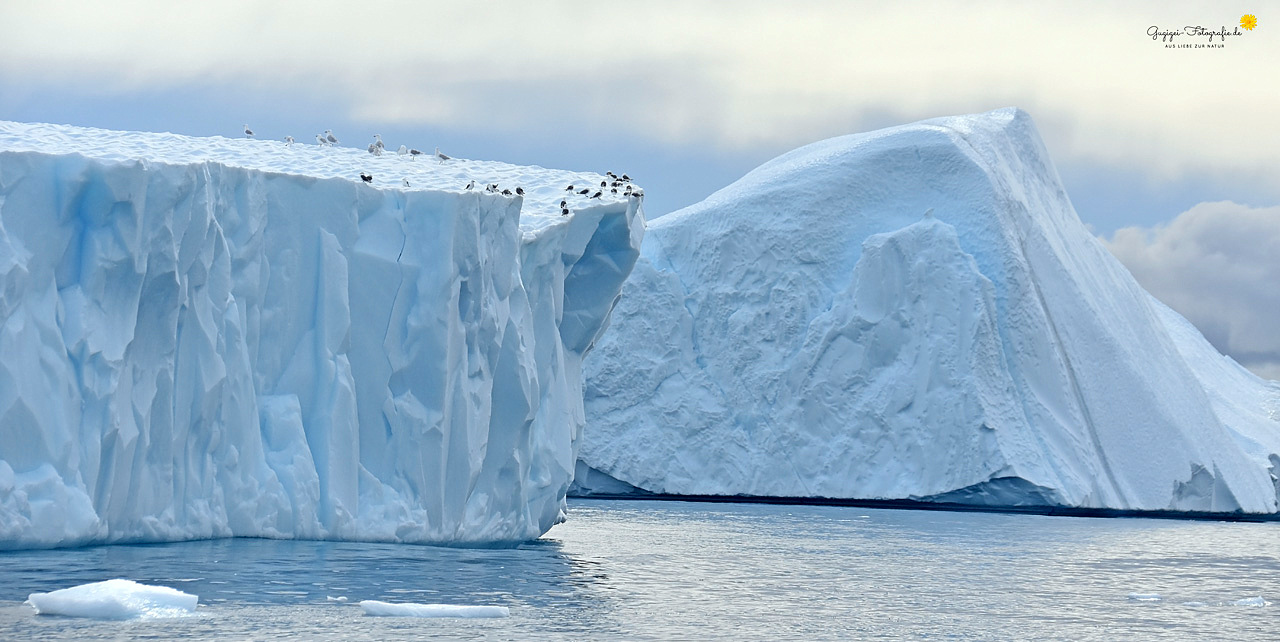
left=284, top=136, right=294, bottom=146
left=397, top=145, right=408, bottom=156
left=316, top=134, right=328, bottom=146
left=243, top=124, right=254, bottom=138
left=325, top=130, right=339, bottom=145
left=435, top=147, right=451, bottom=163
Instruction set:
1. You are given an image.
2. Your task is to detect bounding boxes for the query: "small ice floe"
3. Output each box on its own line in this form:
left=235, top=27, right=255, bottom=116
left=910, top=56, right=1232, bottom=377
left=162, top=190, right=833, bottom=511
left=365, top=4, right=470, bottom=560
left=1181, top=601, right=1207, bottom=607
left=327, top=595, right=349, bottom=603
left=1127, top=593, right=1162, bottom=602
left=359, top=600, right=509, bottom=618
left=25, top=579, right=198, bottom=619
left=1232, top=596, right=1270, bottom=607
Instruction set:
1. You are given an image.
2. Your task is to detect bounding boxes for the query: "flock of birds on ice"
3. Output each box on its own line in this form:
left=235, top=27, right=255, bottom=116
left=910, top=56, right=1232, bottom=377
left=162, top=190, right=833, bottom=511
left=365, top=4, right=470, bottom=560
left=243, top=125, right=640, bottom=217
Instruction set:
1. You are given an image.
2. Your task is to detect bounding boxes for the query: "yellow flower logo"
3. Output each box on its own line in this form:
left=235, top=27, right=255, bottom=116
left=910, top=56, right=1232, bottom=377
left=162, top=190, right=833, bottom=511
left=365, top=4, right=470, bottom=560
left=1240, top=14, right=1257, bottom=30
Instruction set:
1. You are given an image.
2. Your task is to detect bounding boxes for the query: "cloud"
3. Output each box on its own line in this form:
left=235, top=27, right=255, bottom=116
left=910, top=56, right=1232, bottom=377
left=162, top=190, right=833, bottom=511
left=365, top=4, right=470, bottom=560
left=1103, top=201, right=1280, bottom=380
left=1, top=1, right=1278, bottom=192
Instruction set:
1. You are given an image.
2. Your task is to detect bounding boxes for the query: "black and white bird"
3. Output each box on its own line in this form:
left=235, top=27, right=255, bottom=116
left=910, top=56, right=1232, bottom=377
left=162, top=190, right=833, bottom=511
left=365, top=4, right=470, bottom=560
left=590, top=191, right=602, bottom=199
left=409, top=148, right=423, bottom=160
left=284, top=136, right=294, bottom=146
left=360, top=172, right=373, bottom=183
left=243, top=124, right=254, bottom=138
left=621, top=174, right=630, bottom=181
left=561, top=208, right=569, bottom=216
left=435, top=147, right=451, bottom=162
left=611, top=188, right=617, bottom=194
left=599, top=181, right=607, bottom=188
left=325, top=130, right=340, bottom=145
left=559, top=199, right=567, bottom=208
left=373, top=134, right=385, bottom=152
left=501, top=189, right=512, bottom=196
left=465, top=180, right=476, bottom=190
left=515, top=187, right=525, bottom=196
left=606, top=171, right=616, bottom=178
left=367, top=143, right=382, bottom=156
left=578, top=188, right=589, bottom=195
left=565, top=184, right=575, bottom=191
left=316, top=134, right=328, bottom=146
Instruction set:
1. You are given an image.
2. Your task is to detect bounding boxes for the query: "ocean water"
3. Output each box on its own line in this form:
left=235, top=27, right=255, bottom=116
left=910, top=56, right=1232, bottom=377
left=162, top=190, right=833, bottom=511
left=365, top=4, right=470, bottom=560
left=0, top=499, right=1276, bottom=640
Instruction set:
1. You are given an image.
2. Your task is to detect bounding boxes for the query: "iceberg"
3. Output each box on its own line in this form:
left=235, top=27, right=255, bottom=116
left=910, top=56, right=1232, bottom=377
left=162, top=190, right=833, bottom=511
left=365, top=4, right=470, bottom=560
left=578, top=108, right=1280, bottom=515
left=0, top=121, right=644, bottom=549
left=25, top=579, right=198, bottom=619
left=359, top=600, right=510, bottom=618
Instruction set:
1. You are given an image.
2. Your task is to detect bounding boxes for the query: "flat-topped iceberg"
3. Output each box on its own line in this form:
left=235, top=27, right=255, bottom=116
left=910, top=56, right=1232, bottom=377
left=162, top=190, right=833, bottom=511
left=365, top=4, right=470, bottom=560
left=578, top=108, right=1280, bottom=515
left=0, top=121, right=644, bottom=549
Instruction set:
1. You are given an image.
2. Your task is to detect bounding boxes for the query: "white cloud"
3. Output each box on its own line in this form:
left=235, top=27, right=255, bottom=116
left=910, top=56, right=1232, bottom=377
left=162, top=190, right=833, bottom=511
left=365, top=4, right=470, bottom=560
left=1, top=1, right=1278, bottom=191
left=1103, top=201, right=1280, bottom=380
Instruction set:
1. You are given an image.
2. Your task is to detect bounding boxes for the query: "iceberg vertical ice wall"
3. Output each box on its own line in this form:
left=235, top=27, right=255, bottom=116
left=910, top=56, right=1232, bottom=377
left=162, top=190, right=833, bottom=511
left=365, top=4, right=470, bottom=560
left=0, top=121, right=643, bottom=549
left=578, top=108, right=1280, bottom=514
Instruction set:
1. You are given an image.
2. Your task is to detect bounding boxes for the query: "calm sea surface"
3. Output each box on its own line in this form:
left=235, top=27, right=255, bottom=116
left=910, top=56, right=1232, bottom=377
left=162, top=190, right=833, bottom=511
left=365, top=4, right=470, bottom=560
left=0, top=499, right=1276, bottom=640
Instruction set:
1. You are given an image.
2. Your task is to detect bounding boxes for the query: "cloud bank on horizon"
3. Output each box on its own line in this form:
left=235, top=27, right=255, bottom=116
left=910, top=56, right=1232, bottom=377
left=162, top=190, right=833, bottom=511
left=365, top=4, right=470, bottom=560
left=1, top=2, right=1276, bottom=186
left=1104, top=202, right=1280, bottom=381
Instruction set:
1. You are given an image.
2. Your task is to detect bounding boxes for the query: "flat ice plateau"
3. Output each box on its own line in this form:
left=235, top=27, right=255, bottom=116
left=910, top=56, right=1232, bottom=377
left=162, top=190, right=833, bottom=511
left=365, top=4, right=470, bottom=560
left=578, top=108, right=1280, bottom=515
left=0, top=121, right=644, bottom=549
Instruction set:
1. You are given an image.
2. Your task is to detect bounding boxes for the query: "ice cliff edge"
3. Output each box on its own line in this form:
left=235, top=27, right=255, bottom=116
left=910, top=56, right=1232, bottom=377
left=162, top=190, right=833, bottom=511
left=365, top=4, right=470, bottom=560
left=0, top=121, right=644, bottom=549
left=578, top=107, right=1280, bottom=514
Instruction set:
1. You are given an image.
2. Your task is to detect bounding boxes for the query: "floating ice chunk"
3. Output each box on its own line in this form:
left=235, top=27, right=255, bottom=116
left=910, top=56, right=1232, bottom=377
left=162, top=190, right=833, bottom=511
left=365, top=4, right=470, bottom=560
left=359, top=600, right=509, bottom=618
left=1127, top=593, right=1162, bottom=602
left=327, top=595, right=349, bottom=603
left=1181, top=601, right=1207, bottom=607
left=25, top=579, right=198, bottom=619
left=1232, top=596, right=1270, bottom=607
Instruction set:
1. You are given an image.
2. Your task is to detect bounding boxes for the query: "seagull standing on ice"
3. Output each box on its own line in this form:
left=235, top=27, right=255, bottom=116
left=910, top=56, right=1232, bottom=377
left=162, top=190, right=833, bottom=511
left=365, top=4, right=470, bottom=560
left=316, top=134, right=328, bottom=146
left=408, top=148, right=422, bottom=160
left=284, top=136, right=294, bottom=146
left=435, top=147, right=451, bottom=163
left=373, top=134, right=385, bottom=152
left=325, top=130, right=339, bottom=145
left=397, top=145, right=408, bottom=156
left=243, top=124, right=254, bottom=138
left=360, top=172, right=373, bottom=183
left=465, top=180, right=475, bottom=190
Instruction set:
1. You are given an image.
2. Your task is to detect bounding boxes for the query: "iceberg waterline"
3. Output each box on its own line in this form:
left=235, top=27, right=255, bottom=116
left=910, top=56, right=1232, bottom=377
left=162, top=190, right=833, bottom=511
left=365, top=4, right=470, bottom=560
left=0, top=121, right=644, bottom=549
left=578, top=108, right=1280, bottom=515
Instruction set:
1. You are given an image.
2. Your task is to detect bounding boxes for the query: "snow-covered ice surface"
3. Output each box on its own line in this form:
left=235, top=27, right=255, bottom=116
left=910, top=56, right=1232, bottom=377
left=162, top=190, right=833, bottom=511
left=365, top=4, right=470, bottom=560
left=359, top=600, right=509, bottom=618
left=0, top=121, right=644, bottom=549
left=578, top=108, right=1280, bottom=515
left=25, top=579, right=198, bottom=619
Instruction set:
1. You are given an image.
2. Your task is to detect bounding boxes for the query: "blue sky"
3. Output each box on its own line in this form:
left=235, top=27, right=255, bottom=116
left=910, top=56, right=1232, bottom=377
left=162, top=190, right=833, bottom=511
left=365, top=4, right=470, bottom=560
left=2, top=1, right=1277, bottom=375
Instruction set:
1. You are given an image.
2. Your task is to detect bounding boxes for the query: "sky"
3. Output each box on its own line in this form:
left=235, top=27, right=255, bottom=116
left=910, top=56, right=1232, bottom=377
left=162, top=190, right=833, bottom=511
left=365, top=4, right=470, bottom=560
left=1, top=1, right=1276, bottom=377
